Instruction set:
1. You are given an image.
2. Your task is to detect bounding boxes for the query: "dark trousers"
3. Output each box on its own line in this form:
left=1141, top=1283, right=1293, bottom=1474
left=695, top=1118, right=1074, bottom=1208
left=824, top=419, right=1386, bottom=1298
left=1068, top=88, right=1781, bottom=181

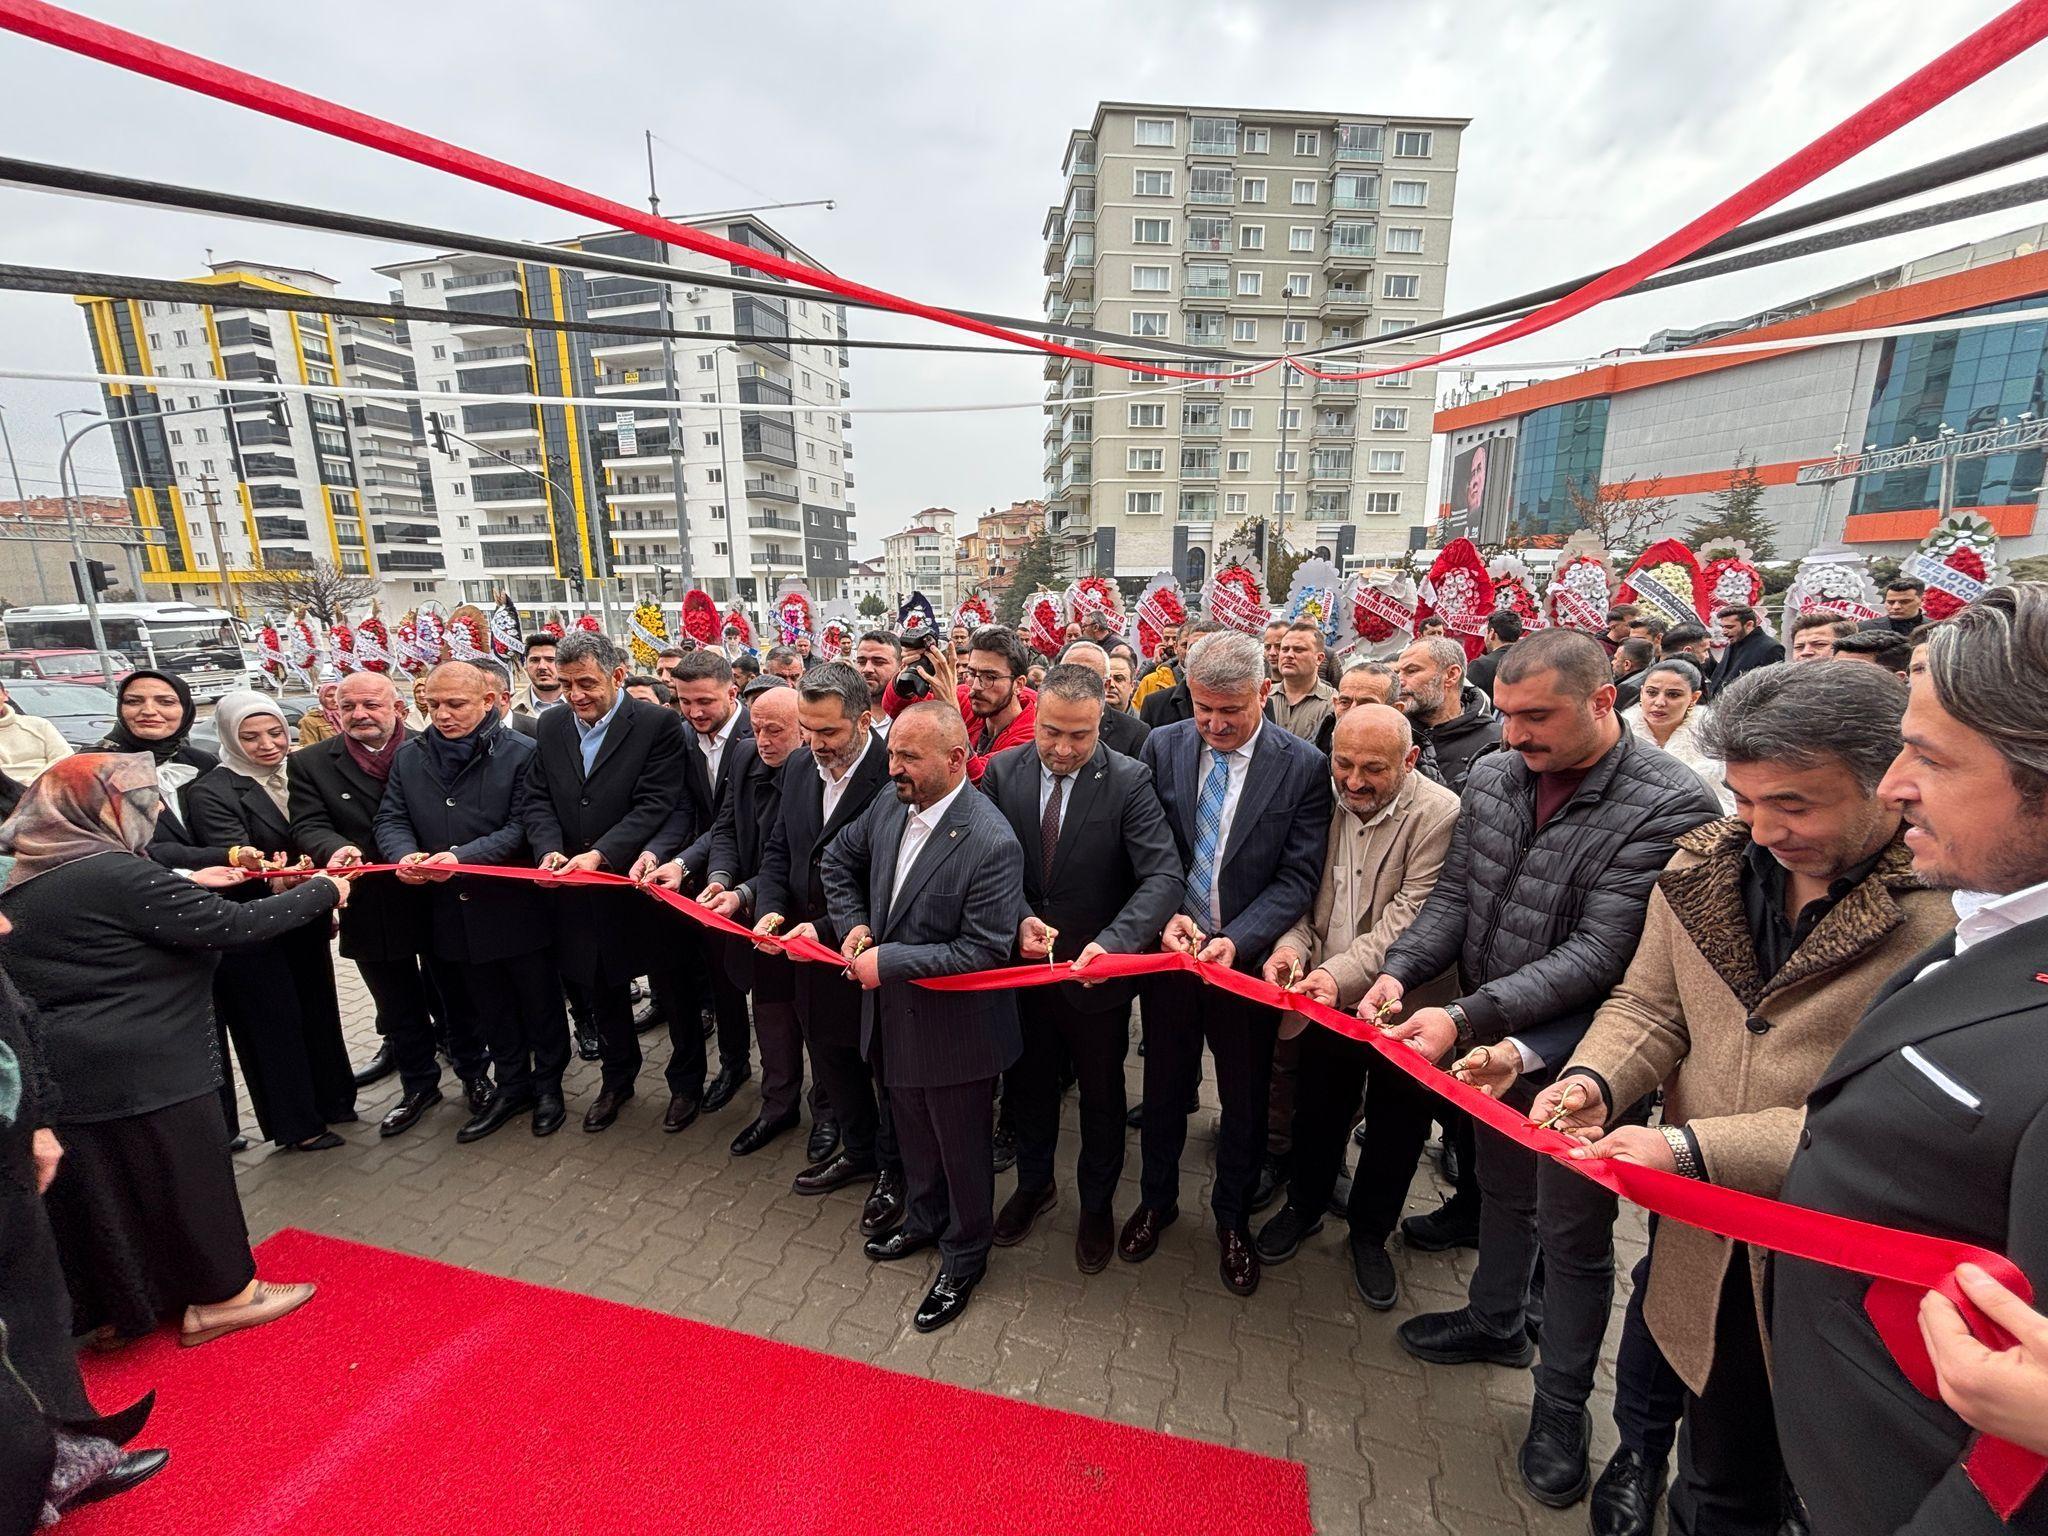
left=1440, top=1108, right=1479, bottom=1209
left=626, top=968, right=709, bottom=1100
left=755, top=1001, right=804, bottom=1121
left=1287, top=1022, right=1439, bottom=1242
left=1468, top=1077, right=1640, bottom=1409
left=707, top=941, right=752, bottom=1076
left=1266, top=1030, right=1300, bottom=1160
left=893, top=1078, right=998, bottom=1278
left=214, top=926, right=354, bottom=1146
left=799, top=974, right=901, bottom=1176
left=1612, top=1245, right=1686, bottom=1463
left=1138, top=974, right=1278, bottom=1231
left=1011, top=992, right=1129, bottom=1213
left=356, top=954, right=443, bottom=1097
left=1668, top=1247, right=1783, bottom=1536
left=420, top=957, right=489, bottom=1084
left=441, top=949, right=570, bottom=1103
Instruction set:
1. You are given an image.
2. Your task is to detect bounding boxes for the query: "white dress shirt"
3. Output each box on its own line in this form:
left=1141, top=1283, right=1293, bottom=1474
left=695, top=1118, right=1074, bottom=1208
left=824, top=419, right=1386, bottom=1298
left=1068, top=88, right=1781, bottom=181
left=1038, top=757, right=1073, bottom=830
left=817, top=731, right=873, bottom=825
left=1914, top=876, right=2048, bottom=985
left=697, top=707, right=740, bottom=785
left=890, top=778, right=968, bottom=915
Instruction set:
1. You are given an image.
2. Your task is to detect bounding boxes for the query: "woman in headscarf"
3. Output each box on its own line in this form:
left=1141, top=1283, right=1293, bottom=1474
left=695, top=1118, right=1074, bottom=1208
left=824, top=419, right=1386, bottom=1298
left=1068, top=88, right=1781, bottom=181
left=1620, top=657, right=1733, bottom=813
left=0, top=754, right=338, bottom=1349
left=185, top=693, right=356, bottom=1151
left=295, top=673, right=342, bottom=748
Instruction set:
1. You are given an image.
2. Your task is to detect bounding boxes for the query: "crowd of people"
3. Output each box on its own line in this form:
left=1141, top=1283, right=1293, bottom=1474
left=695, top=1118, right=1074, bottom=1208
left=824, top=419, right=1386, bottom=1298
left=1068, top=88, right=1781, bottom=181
left=1, top=572, right=2046, bottom=1536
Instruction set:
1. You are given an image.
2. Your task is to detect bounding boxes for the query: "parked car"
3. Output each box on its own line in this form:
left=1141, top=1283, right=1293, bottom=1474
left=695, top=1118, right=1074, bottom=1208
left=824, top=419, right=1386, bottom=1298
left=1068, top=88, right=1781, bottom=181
left=0, top=680, right=120, bottom=749
left=0, top=648, right=135, bottom=688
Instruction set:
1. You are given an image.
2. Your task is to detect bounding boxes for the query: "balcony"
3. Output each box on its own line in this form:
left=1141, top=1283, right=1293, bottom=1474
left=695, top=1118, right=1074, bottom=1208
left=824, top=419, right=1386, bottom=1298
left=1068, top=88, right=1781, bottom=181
left=479, top=518, right=552, bottom=536
left=444, top=268, right=519, bottom=291
left=453, top=344, right=526, bottom=365
left=1190, top=131, right=1239, bottom=156
left=1312, top=413, right=1355, bottom=438
left=1310, top=453, right=1354, bottom=481
left=586, top=285, right=662, bottom=311
left=748, top=513, right=802, bottom=533
left=1058, top=454, right=1092, bottom=490
left=745, top=476, right=798, bottom=502
left=482, top=540, right=555, bottom=571
left=733, top=361, right=790, bottom=389
left=1183, top=280, right=1230, bottom=300
left=1314, top=377, right=1359, bottom=396
left=1180, top=415, right=1222, bottom=437
left=1320, top=287, right=1373, bottom=312
left=1327, top=239, right=1377, bottom=263
left=380, top=550, right=444, bottom=572
left=1330, top=192, right=1380, bottom=211
left=597, top=366, right=672, bottom=387
left=1179, top=454, right=1221, bottom=480
left=1333, top=126, right=1385, bottom=163
left=1188, top=184, right=1235, bottom=205
left=1184, top=233, right=1232, bottom=255
left=751, top=550, right=802, bottom=570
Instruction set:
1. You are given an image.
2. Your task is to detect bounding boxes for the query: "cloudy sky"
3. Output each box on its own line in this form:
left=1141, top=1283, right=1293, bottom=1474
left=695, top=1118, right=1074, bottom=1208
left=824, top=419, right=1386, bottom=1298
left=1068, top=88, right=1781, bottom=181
left=2, top=0, right=2045, bottom=557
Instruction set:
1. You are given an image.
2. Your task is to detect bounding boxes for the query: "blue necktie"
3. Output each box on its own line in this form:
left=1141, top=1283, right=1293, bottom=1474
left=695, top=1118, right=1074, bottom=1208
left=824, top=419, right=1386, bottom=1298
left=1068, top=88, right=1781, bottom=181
left=1185, top=749, right=1232, bottom=923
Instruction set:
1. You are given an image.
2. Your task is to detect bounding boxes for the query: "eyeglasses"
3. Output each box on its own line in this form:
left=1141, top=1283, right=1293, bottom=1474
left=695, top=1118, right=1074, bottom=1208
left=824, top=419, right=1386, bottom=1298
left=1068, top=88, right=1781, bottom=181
left=958, top=666, right=1013, bottom=686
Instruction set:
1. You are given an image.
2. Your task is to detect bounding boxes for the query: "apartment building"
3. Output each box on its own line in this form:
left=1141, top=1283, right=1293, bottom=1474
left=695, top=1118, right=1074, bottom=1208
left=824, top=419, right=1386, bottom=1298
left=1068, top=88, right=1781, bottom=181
left=377, top=216, right=854, bottom=613
left=847, top=555, right=886, bottom=609
left=1043, top=102, right=1464, bottom=586
left=964, top=500, right=1046, bottom=594
left=76, top=260, right=450, bottom=609
left=882, top=510, right=958, bottom=613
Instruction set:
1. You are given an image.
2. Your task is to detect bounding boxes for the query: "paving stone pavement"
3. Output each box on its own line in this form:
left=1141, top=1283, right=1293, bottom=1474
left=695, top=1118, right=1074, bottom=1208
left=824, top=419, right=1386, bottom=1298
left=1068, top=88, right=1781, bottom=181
left=231, top=965, right=1650, bottom=1536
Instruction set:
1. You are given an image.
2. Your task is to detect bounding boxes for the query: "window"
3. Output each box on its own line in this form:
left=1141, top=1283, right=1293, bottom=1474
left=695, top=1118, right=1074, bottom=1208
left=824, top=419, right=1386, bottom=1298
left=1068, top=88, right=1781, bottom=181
left=697, top=354, right=716, bottom=370
left=1372, top=406, right=1410, bottom=430
left=1365, top=491, right=1402, bottom=515
left=1129, top=311, right=1168, bottom=338
left=1128, top=402, right=1165, bottom=427
left=168, top=429, right=184, bottom=445
left=436, top=380, right=452, bottom=392
left=1237, top=272, right=1262, bottom=296
left=1291, top=179, right=1318, bottom=205
left=694, top=316, right=713, bottom=331
left=1232, top=319, right=1258, bottom=343
left=703, top=430, right=721, bottom=446
left=1226, top=450, right=1251, bottom=472
left=1273, top=492, right=1296, bottom=514
left=1285, top=273, right=1311, bottom=298
left=1394, top=130, right=1434, bottom=157
left=421, top=272, right=437, bottom=288
left=1237, top=225, right=1265, bottom=251
left=430, top=343, right=446, bottom=360
left=173, top=329, right=189, bottom=347
left=1228, top=406, right=1253, bottom=429
left=179, top=363, right=195, bottom=378
left=1131, top=265, right=1170, bottom=291
left=1190, top=166, right=1232, bottom=202
left=1128, top=447, right=1164, bottom=471
left=1377, top=372, right=1410, bottom=389
left=1233, top=369, right=1257, bottom=388
left=1240, top=176, right=1267, bottom=203
left=1369, top=449, right=1406, bottom=472
left=1294, top=130, right=1319, bottom=155
left=1382, top=273, right=1420, bottom=300
left=1134, top=117, right=1175, bottom=147
left=175, top=460, right=188, bottom=475
left=1389, top=179, right=1428, bottom=207
left=1132, top=217, right=1171, bottom=245
left=1283, top=320, right=1307, bottom=344
left=1380, top=318, right=1411, bottom=336
left=1125, top=491, right=1164, bottom=516
left=1134, top=169, right=1174, bottom=197
left=1281, top=407, right=1302, bottom=430
left=1275, top=449, right=1299, bottom=473
left=1288, top=226, right=1316, bottom=254
left=1385, top=225, right=1424, bottom=254
left=1225, top=492, right=1250, bottom=514
left=147, top=332, right=162, bottom=350
left=1242, top=127, right=1269, bottom=153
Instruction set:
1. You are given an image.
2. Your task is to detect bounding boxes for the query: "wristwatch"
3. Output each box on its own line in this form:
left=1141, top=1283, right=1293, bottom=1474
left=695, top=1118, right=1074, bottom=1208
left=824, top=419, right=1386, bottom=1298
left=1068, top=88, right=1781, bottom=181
left=1445, top=1002, right=1473, bottom=1049
left=1660, top=1124, right=1704, bottom=1180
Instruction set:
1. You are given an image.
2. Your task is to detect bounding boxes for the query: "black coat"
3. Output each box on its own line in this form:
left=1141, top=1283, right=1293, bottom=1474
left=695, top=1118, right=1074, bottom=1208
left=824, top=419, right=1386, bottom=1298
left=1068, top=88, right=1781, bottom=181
left=372, top=725, right=544, bottom=965
left=1383, top=729, right=1721, bottom=1066
left=287, top=733, right=426, bottom=963
left=1419, top=683, right=1503, bottom=794
left=979, top=740, right=1183, bottom=1012
left=1139, top=676, right=1191, bottom=729
left=185, top=765, right=294, bottom=893
left=1709, top=627, right=1784, bottom=689
left=522, top=695, right=688, bottom=987
left=649, top=709, right=754, bottom=878
left=1099, top=704, right=1149, bottom=759
left=702, top=736, right=787, bottom=995
left=1773, top=916, right=2048, bottom=1536
left=0, top=853, right=337, bottom=1122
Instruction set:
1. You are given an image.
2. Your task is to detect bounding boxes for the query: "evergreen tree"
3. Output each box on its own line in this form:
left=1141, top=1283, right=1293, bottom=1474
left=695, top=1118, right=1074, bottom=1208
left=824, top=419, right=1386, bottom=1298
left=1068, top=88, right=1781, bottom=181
left=998, top=529, right=1062, bottom=627
left=1685, top=452, right=1777, bottom=561
left=857, top=593, right=886, bottom=620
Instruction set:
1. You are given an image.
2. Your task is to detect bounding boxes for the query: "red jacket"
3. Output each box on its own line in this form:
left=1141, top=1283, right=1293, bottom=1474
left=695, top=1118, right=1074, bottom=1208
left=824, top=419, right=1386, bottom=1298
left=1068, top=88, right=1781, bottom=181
left=958, top=685, right=1036, bottom=783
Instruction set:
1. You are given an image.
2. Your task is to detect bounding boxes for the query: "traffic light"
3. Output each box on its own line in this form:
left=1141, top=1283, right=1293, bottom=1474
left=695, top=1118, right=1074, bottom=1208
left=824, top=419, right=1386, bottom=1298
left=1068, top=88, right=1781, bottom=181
left=69, top=559, right=116, bottom=602
left=427, top=412, right=453, bottom=456
left=655, top=564, right=675, bottom=596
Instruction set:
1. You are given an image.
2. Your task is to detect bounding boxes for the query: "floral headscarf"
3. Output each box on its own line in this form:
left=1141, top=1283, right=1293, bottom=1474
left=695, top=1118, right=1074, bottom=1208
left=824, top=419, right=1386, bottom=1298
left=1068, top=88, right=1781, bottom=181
left=0, top=753, right=162, bottom=889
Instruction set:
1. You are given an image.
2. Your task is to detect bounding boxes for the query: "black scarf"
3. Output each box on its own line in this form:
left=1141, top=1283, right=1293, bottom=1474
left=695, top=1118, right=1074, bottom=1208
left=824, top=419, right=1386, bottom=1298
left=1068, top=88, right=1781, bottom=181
left=419, top=712, right=502, bottom=789
left=98, top=669, right=197, bottom=764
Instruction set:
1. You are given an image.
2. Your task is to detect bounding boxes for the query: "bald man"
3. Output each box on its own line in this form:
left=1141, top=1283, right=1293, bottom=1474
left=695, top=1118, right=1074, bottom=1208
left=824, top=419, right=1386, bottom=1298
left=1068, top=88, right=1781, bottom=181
left=1060, top=641, right=1148, bottom=757
left=1254, top=704, right=1463, bottom=1311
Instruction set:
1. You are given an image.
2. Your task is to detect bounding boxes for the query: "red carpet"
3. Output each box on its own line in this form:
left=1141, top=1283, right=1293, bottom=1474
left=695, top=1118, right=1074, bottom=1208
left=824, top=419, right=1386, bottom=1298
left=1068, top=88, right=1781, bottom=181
left=69, top=1228, right=1311, bottom=1535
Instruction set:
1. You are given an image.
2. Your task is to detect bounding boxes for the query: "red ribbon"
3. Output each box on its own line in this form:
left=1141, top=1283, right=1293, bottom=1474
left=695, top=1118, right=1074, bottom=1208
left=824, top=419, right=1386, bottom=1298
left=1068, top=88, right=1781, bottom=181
left=305, top=860, right=2039, bottom=1516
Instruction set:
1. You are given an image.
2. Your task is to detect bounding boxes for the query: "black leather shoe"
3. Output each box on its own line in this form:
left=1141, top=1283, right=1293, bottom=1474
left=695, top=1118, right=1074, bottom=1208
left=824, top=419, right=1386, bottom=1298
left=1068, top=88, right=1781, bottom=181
left=1328, top=1170, right=1353, bottom=1219
left=377, top=1086, right=442, bottom=1138
left=1118, top=1204, right=1177, bottom=1263
left=1125, top=1100, right=1146, bottom=1129
left=730, top=1110, right=799, bottom=1156
left=351, top=1045, right=396, bottom=1089
left=1076, top=1209, right=1115, bottom=1274
left=662, top=1094, right=702, bottom=1134
left=462, top=1075, right=493, bottom=1117
left=573, top=1025, right=602, bottom=1062
left=1250, top=1155, right=1287, bottom=1214
left=700, top=1009, right=716, bottom=1040
left=1437, top=1133, right=1463, bottom=1186
left=456, top=1092, right=534, bottom=1144
left=532, top=1091, right=566, bottom=1137
left=1254, top=1203, right=1323, bottom=1263
left=863, top=1227, right=938, bottom=1262
left=703, top=1064, right=751, bottom=1113
left=66, top=1447, right=170, bottom=1510
left=1218, top=1226, right=1260, bottom=1296
left=633, top=1000, right=665, bottom=1034
left=991, top=1123, right=1017, bottom=1174
left=793, top=1151, right=877, bottom=1196
left=1349, top=1237, right=1399, bottom=1311
left=1398, top=1306, right=1535, bottom=1368
left=860, top=1169, right=906, bottom=1236
left=914, top=1269, right=982, bottom=1332
left=1352, top=1119, right=1371, bottom=1148
left=583, top=1087, right=633, bottom=1132
left=992, top=1183, right=1056, bottom=1247
left=1401, top=1195, right=1481, bottom=1253
left=806, top=1118, right=841, bottom=1164
left=1589, top=1448, right=1666, bottom=1536
left=1519, top=1391, right=1592, bottom=1507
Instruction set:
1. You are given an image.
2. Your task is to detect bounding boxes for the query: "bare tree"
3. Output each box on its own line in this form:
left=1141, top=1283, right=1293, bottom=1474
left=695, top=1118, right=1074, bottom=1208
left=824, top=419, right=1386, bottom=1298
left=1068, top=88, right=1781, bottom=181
left=1565, top=474, right=1673, bottom=561
left=243, top=560, right=379, bottom=623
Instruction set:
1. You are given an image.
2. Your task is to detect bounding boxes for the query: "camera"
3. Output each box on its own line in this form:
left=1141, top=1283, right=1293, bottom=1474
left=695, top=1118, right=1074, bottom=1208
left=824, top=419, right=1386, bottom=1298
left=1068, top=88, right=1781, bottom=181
left=892, top=643, right=936, bottom=701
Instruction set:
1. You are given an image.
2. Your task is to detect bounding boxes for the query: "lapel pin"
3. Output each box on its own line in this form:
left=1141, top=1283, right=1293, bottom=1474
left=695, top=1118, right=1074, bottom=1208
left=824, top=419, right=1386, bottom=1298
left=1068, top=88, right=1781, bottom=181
left=2035, top=972, right=2048, bottom=985
left=949, top=828, right=959, bottom=838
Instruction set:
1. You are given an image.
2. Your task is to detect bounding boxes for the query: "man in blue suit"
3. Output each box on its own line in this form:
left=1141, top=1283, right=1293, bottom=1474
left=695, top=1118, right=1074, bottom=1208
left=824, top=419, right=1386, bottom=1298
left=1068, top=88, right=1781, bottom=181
left=1122, top=630, right=1333, bottom=1298
left=822, top=701, right=1026, bottom=1332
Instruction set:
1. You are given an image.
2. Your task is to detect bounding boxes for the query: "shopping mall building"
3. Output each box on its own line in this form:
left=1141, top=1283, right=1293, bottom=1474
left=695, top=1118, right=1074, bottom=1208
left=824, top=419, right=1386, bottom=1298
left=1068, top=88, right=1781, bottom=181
left=1433, top=225, right=2048, bottom=563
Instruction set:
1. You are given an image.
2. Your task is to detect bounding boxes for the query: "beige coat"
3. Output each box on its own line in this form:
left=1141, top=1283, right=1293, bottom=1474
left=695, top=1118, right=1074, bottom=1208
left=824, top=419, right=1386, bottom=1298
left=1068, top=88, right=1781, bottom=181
left=1567, top=818, right=1956, bottom=1391
left=1275, top=770, right=1462, bottom=1017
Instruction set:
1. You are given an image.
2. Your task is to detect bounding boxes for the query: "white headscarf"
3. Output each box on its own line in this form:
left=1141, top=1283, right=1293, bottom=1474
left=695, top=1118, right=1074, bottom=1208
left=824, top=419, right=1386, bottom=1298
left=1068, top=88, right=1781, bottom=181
left=212, top=690, right=292, bottom=813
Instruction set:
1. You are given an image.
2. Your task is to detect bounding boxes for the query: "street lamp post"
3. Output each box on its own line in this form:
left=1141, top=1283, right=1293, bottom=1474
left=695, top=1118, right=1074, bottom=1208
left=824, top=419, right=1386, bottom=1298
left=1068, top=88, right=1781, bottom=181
left=713, top=342, right=744, bottom=615
left=0, top=404, right=51, bottom=601
left=54, top=408, right=115, bottom=679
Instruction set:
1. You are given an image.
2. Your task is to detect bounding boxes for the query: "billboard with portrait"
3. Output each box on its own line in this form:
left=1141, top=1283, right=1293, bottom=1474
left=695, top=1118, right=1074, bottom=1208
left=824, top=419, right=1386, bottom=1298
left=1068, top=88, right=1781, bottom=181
left=1442, top=435, right=1517, bottom=545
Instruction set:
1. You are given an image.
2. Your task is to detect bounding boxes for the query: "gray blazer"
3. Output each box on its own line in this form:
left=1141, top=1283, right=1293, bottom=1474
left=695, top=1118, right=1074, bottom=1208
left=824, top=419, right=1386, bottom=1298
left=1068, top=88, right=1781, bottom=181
left=821, top=780, right=1025, bottom=1089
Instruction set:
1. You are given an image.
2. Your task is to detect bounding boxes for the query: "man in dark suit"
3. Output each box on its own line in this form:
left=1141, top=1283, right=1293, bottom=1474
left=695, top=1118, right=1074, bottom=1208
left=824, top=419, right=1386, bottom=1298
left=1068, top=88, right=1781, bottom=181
left=290, top=670, right=486, bottom=1138
left=752, top=662, right=904, bottom=1230
left=634, top=649, right=755, bottom=1114
left=521, top=629, right=690, bottom=1134
left=980, top=665, right=1182, bottom=1271
left=374, top=660, right=572, bottom=1141
left=1772, top=584, right=2048, bottom=1536
left=1057, top=641, right=1148, bottom=758
left=1708, top=604, right=1784, bottom=689
left=1122, top=630, right=1332, bottom=1297
left=822, top=701, right=1027, bottom=1331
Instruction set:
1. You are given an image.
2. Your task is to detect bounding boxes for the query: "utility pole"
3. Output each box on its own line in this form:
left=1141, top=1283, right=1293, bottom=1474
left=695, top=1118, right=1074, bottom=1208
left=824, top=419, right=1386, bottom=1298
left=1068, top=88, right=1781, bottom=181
left=647, top=129, right=694, bottom=589
left=1276, top=295, right=1297, bottom=567
left=714, top=344, right=743, bottom=614
left=0, top=405, right=50, bottom=601
left=55, top=411, right=114, bottom=681
left=195, top=473, right=235, bottom=613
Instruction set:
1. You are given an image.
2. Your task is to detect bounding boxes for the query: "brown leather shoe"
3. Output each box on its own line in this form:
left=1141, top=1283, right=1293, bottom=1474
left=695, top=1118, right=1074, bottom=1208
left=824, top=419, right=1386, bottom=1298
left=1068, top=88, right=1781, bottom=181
left=583, top=1086, right=633, bottom=1133
left=992, top=1184, right=1056, bottom=1247
left=1117, top=1204, right=1177, bottom=1263
left=1076, top=1209, right=1115, bottom=1274
left=180, top=1280, right=316, bottom=1347
left=1218, top=1226, right=1260, bottom=1297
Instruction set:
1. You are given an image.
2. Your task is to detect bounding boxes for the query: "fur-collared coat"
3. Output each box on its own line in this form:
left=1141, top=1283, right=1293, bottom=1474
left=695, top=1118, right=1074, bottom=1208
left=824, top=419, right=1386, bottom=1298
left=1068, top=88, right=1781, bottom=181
left=1564, top=818, right=1956, bottom=1393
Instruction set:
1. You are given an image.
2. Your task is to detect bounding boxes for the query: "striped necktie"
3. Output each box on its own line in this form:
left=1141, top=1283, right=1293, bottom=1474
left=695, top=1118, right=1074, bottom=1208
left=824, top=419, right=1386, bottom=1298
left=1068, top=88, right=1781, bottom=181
left=1185, top=749, right=1233, bottom=922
